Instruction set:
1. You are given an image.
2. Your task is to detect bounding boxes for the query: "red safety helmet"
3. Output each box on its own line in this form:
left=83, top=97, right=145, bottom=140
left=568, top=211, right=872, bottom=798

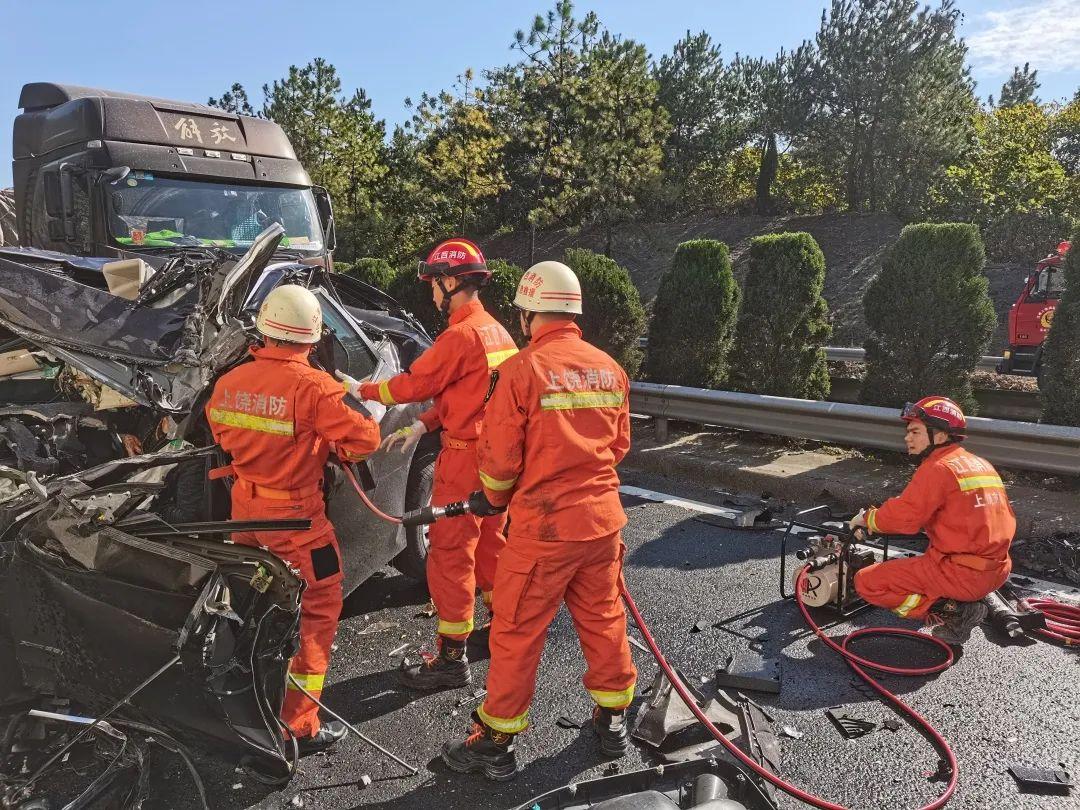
left=901, top=396, right=966, bottom=439
left=418, top=238, right=490, bottom=281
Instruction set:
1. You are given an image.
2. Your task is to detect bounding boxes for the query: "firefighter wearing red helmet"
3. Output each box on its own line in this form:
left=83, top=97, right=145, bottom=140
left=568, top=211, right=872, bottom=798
left=850, top=396, right=1016, bottom=645
left=337, top=238, right=517, bottom=689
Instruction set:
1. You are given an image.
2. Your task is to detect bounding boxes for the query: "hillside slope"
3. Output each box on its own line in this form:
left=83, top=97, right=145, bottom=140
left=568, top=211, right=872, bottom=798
left=485, top=213, right=1029, bottom=351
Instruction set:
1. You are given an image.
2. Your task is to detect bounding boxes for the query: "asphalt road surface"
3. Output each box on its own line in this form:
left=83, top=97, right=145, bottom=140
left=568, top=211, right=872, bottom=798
left=146, top=469, right=1079, bottom=810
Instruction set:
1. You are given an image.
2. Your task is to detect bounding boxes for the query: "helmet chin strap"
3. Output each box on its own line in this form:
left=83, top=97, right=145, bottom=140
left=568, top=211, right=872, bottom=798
left=436, top=276, right=484, bottom=316
left=914, top=429, right=956, bottom=462
left=520, top=310, right=537, bottom=340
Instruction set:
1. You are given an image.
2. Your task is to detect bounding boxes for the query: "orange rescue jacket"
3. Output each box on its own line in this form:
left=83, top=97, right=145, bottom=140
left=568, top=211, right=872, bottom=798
left=359, top=299, right=517, bottom=441
left=866, top=444, right=1015, bottom=567
left=206, top=343, right=380, bottom=490
left=476, top=320, right=630, bottom=542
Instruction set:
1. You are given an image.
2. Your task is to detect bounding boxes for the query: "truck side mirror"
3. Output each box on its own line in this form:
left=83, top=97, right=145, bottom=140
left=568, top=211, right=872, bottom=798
left=312, top=185, right=337, bottom=253
left=98, top=166, right=131, bottom=186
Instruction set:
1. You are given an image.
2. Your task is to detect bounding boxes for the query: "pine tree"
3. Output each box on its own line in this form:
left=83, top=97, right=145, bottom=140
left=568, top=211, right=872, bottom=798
left=998, top=63, right=1040, bottom=108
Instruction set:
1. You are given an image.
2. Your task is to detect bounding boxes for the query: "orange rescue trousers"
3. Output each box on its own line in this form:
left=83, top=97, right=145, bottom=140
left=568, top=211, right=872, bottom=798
left=230, top=485, right=342, bottom=738
left=478, top=532, right=637, bottom=735
left=855, top=550, right=1011, bottom=620
left=428, top=444, right=506, bottom=640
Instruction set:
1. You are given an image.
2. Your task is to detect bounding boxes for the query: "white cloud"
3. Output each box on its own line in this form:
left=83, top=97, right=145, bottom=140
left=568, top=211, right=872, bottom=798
left=966, top=0, right=1080, bottom=74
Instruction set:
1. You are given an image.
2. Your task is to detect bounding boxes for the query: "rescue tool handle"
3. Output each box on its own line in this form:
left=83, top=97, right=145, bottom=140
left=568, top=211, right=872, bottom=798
left=400, top=500, right=470, bottom=528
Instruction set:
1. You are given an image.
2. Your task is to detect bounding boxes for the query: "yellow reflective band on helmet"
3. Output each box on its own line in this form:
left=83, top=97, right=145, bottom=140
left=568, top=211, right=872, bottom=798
left=540, top=391, right=625, bottom=411
left=956, top=475, right=1004, bottom=492
left=477, top=705, right=529, bottom=735
left=209, top=408, right=294, bottom=436
left=894, top=593, right=923, bottom=618
left=479, top=470, right=517, bottom=491
left=287, top=672, right=326, bottom=692
left=377, top=379, right=396, bottom=405
left=866, top=508, right=879, bottom=535
left=589, top=686, right=635, bottom=709
left=437, top=616, right=475, bottom=636
left=486, top=348, right=518, bottom=368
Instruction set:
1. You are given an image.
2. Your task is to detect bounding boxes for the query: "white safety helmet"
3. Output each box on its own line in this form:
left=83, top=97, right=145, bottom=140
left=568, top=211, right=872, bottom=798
left=514, top=261, right=582, bottom=314
left=256, top=285, right=323, bottom=344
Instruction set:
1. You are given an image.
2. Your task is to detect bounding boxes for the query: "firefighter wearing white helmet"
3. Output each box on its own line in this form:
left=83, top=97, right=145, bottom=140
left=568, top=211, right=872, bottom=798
left=205, top=283, right=380, bottom=755
left=513, top=260, right=582, bottom=341
left=256, top=284, right=323, bottom=344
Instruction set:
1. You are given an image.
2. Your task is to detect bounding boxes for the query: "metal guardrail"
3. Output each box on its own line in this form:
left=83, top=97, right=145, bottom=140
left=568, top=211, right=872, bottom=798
left=823, top=346, right=1002, bottom=373
left=630, top=382, right=1080, bottom=475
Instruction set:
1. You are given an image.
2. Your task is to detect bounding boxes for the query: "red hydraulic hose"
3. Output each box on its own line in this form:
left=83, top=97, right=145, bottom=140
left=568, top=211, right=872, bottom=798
left=339, top=455, right=402, bottom=525
left=1019, top=596, right=1080, bottom=646
left=619, top=565, right=959, bottom=810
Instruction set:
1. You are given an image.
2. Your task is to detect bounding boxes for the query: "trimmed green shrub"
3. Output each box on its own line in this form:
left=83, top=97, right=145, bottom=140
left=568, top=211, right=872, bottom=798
left=728, top=232, right=831, bottom=398
left=481, top=259, right=524, bottom=344
left=563, top=248, right=647, bottom=377
left=645, top=240, right=740, bottom=388
left=387, top=267, right=441, bottom=336
left=861, top=223, right=995, bottom=411
left=1041, top=230, right=1080, bottom=425
left=342, top=257, right=397, bottom=291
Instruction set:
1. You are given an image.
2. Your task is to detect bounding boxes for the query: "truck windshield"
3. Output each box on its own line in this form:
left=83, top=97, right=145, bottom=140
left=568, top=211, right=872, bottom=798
left=1034, top=266, right=1065, bottom=300
left=107, top=175, right=323, bottom=253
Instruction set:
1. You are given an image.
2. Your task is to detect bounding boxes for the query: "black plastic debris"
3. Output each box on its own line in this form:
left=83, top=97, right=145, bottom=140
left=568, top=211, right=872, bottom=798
left=456, top=688, right=487, bottom=709
left=555, top=716, right=582, bottom=730
left=716, top=649, right=781, bottom=694
left=1008, top=765, right=1073, bottom=794
left=826, top=708, right=876, bottom=739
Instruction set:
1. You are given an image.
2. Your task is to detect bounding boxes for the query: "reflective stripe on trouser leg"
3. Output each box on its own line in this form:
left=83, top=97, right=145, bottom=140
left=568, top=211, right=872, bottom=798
left=564, top=532, right=637, bottom=710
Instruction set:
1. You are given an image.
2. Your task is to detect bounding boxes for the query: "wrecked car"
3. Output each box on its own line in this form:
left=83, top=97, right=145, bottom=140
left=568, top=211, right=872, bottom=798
left=0, top=225, right=438, bottom=801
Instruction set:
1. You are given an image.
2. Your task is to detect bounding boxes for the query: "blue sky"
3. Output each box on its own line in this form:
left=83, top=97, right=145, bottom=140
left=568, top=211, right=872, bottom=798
left=4, top=0, right=1079, bottom=187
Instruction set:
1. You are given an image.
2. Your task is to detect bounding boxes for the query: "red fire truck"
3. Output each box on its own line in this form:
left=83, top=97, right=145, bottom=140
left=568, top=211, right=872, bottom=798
left=998, top=240, right=1070, bottom=383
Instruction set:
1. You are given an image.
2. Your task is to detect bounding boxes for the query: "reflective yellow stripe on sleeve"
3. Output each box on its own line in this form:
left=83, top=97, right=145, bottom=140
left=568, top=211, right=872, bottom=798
left=479, top=470, right=518, bottom=491
left=486, top=348, right=518, bottom=368
left=477, top=705, right=530, bottom=735
left=287, top=672, right=326, bottom=692
left=377, top=379, right=396, bottom=406
left=209, top=408, right=294, bottom=436
left=588, top=685, right=635, bottom=709
left=539, top=390, right=625, bottom=411
left=956, top=474, right=1005, bottom=492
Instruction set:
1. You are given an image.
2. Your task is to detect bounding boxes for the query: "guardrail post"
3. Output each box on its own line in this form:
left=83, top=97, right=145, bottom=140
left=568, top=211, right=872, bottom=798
left=655, top=417, right=669, bottom=442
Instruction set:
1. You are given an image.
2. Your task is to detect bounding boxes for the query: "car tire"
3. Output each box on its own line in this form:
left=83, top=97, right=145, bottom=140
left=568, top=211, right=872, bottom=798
left=391, top=441, right=438, bottom=581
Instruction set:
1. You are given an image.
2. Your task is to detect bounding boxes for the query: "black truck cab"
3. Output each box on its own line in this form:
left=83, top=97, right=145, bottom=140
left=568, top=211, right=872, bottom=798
left=12, top=83, right=335, bottom=260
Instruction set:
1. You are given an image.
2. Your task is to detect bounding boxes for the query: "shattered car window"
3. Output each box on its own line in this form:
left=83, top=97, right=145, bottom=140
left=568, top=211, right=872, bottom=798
left=108, top=175, right=323, bottom=253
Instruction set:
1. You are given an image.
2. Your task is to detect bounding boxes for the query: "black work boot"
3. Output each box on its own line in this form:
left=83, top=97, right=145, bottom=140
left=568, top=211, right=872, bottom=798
left=399, top=636, right=472, bottom=691
left=592, top=706, right=629, bottom=758
left=297, top=720, right=348, bottom=756
left=441, top=712, right=518, bottom=781
left=926, top=599, right=989, bottom=646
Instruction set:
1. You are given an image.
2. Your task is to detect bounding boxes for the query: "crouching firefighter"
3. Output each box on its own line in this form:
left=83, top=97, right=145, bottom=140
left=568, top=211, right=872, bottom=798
left=206, top=285, right=381, bottom=753
left=338, top=238, right=517, bottom=690
left=850, top=396, right=1016, bottom=645
left=442, top=261, right=638, bottom=781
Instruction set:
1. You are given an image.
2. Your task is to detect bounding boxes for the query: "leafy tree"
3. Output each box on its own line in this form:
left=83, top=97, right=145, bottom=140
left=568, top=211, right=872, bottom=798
left=653, top=32, right=745, bottom=211
left=807, top=0, right=975, bottom=215
left=730, top=45, right=817, bottom=214
left=728, top=233, right=831, bottom=398
left=645, top=240, right=740, bottom=387
left=388, top=267, right=440, bottom=336
left=563, top=247, right=646, bottom=376
left=861, top=223, right=995, bottom=411
left=997, top=63, right=1040, bottom=108
left=406, top=71, right=509, bottom=237
left=1041, top=231, right=1080, bottom=425
left=1051, top=96, right=1080, bottom=177
left=208, top=83, right=256, bottom=116
left=926, top=103, right=1076, bottom=260
left=575, top=32, right=669, bottom=253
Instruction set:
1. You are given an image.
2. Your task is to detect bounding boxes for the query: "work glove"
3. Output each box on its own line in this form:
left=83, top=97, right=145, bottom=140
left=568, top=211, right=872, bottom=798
left=380, top=419, right=426, bottom=454
left=848, top=509, right=868, bottom=531
left=468, top=489, right=507, bottom=518
left=335, top=370, right=368, bottom=400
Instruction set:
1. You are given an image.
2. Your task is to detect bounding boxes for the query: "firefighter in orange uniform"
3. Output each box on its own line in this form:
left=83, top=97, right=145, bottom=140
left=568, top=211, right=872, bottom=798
left=851, top=396, right=1016, bottom=645
left=338, top=238, right=517, bottom=690
left=206, top=285, right=381, bottom=753
left=441, top=260, right=637, bottom=781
